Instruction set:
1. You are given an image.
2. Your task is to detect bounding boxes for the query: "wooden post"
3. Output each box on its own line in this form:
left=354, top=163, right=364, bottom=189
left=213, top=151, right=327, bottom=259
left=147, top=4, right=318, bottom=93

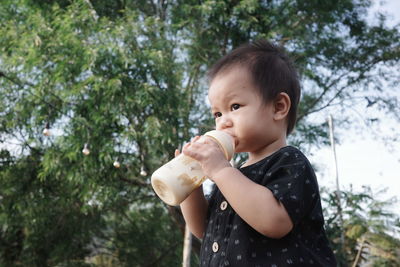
left=182, top=224, right=192, bottom=267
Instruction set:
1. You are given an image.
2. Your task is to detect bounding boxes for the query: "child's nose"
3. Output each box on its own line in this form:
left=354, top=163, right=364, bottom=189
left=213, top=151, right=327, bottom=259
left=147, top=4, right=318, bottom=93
left=217, top=115, right=233, bottom=130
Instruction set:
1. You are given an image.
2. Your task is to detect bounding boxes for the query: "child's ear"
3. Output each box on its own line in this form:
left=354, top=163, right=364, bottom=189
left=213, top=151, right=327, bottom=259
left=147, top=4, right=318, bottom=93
left=273, top=92, right=291, bottom=121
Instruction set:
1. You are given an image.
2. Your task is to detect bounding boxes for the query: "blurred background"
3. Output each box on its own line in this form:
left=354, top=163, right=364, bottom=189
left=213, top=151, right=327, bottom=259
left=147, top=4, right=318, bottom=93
left=0, top=0, right=399, bottom=266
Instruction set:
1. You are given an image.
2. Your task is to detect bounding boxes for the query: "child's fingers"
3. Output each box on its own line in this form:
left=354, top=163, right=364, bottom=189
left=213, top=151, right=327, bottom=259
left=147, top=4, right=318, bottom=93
left=174, top=149, right=180, bottom=157
left=181, top=135, right=203, bottom=157
left=191, top=135, right=201, bottom=143
left=183, top=142, right=191, bottom=150
left=181, top=142, right=191, bottom=156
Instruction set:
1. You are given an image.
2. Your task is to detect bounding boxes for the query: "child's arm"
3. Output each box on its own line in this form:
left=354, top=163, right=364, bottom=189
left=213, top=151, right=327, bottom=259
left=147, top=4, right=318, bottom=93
left=183, top=136, right=293, bottom=239
left=175, top=148, right=208, bottom=239
left=180, top=186, right=208, bottom=239
left=212, top=167, right=293, bottom=238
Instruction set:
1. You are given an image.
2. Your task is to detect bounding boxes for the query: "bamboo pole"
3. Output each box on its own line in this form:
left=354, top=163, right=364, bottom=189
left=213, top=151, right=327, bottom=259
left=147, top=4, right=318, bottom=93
left=328, top=115, right=346, bottom=255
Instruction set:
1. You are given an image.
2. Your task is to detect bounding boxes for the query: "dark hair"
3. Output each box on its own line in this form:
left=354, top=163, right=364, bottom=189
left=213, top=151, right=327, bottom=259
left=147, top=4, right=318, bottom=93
left=208, top=40, right=301, bottom=135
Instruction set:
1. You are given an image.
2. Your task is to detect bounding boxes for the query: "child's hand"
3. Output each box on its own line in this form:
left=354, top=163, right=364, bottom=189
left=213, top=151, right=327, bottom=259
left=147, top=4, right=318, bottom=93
left=182, top=135, right=231, bottom=179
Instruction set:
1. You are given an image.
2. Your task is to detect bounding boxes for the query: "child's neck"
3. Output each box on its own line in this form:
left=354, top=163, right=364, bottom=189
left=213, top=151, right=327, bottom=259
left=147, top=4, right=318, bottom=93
left=244, top=137, right=287, bottom=167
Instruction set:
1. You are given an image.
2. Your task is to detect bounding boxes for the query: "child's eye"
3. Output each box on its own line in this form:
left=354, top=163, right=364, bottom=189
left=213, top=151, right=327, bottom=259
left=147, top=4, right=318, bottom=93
left=231, top=104, right=240, bottom=111
left=214, top=112, right=222, bottom=118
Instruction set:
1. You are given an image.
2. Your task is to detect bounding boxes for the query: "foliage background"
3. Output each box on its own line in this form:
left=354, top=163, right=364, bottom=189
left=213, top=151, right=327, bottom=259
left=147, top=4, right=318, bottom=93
left=0, top=0, right=399, bottom=266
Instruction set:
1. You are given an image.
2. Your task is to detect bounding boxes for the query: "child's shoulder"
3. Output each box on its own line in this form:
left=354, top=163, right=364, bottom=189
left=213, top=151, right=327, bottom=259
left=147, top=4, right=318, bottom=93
left=239, top=146, right=311, bottom=175
left=267, top=145, right=310, bottom=165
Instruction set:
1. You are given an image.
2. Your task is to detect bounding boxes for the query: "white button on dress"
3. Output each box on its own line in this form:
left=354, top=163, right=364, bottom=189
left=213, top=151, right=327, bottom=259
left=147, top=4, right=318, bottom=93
left=212, top=241, right=219, bottom=252
left=220, top=201, right=228, bottom=210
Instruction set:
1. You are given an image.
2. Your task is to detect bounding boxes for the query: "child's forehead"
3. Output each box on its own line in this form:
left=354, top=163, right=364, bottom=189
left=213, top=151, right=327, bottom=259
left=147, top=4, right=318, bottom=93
left=208, top=69, right=257, bottom=98
left=212, top=64, right=251, bottom=80
left=212, top=66, right=257, bottom=91
left=208, top=88, right=240, bottom=101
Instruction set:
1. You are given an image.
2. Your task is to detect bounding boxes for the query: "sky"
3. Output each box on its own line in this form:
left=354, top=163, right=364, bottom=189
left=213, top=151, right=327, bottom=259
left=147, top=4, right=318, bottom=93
left=309, top=0, right=400, bottom=213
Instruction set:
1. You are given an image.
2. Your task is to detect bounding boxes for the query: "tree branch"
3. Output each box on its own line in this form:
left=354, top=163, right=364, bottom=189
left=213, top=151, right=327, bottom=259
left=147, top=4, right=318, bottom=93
left=298, top=57, right=381, bottom=122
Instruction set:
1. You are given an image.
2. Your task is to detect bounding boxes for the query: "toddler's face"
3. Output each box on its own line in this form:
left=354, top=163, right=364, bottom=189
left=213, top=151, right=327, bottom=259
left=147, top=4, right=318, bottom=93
left=208, top=66, right=281, bottom=154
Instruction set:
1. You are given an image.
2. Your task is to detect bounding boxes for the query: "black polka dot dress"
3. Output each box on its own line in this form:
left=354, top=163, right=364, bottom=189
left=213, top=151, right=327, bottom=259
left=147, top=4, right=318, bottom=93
left=199, top=146, right=337, bottom=267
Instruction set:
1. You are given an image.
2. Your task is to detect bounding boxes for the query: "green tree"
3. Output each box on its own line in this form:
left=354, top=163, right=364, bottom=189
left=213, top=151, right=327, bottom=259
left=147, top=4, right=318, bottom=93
left=323, top=186, right=400, bottom=266
left=1, top=0, right=188, bottom=265
left=0, top=0, right=399, bottom=265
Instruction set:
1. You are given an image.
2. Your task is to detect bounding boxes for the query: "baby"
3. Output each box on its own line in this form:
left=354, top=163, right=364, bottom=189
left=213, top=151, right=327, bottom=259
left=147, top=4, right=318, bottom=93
left=178, top=40, right=336, bottom=266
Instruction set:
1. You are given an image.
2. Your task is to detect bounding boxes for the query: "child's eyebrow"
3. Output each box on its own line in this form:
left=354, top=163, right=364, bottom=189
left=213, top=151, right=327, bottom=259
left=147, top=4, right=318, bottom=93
left=225, top=92, right=239, bottom=100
